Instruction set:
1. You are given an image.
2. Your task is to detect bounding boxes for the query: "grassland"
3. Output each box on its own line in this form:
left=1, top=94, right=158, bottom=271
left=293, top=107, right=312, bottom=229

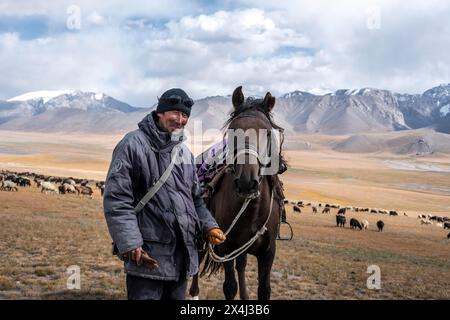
left=0, top=130, right=449, bottom=299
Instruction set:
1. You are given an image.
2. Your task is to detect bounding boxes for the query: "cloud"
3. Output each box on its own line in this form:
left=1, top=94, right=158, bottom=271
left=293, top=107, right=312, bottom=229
left=0, top=7, right=315, bottom=105
left=167, top=9, right=311, bottom=57
left=237, top=0, right=450, bottom=93
left=86, top=12, right=107, bottom=26
left=0, top=1, right=449, bottom=106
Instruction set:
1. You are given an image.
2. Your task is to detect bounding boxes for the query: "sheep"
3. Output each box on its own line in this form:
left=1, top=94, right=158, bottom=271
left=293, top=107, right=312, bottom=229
left=58, top=183, right=77, bottom=195
left=420, top=219, right=432, bottom=225
left=312, top=206, right=317, bottom=214
left=361, top=220, right=369, bottom=230
left=350, top=218, right=363, bottom=230
left=63, top=178, right=76, bottom=186
left=376, top=220, right=384, bottom=232
left=0, top=180, right=18, bottom=192
left=322, top=207, right=331, bottom=214
left=75, top=185, right=93, bottom=197
left=336, top=214, right=346, bottom=228
left=40, top=181, right=58, bottom=194
left=293, top=205, right=301, bottom=213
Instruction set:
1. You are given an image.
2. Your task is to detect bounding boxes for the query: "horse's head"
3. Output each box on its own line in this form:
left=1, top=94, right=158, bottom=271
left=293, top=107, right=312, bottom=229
left=225, top=86, right=281, bottom=199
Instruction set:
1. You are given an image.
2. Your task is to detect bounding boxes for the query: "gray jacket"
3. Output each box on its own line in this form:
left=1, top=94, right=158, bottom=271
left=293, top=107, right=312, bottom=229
left=103, top=112, right=218, bottom=280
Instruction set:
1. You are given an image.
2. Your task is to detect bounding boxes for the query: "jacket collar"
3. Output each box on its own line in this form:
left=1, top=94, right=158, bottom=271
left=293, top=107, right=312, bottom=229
left=138, top=111, right=186, bottom=153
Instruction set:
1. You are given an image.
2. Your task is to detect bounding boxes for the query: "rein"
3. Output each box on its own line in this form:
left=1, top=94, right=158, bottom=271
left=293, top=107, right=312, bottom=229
left=206, top=188, right=274, bottom=263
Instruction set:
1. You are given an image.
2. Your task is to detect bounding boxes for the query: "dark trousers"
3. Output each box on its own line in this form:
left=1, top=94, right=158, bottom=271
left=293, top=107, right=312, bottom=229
left=126, top=274, right=188, bottom=300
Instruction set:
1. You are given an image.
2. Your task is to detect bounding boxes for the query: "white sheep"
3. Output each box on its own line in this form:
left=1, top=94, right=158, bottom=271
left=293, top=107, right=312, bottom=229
left=40, top=181, right=58, bottom=194
left=361, top=219, right=369, bottom=229
left=0, top=180, right=18, bottom=191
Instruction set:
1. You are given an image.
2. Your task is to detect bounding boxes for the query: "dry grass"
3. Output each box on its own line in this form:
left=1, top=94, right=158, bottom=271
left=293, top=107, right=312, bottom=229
left=195, top=206, right=450, bottom=300
left=0, top=187, right=125, bottom=299
left=1, top=182, right=448, bottom=300
left=0, top=131, right=449, bottom=299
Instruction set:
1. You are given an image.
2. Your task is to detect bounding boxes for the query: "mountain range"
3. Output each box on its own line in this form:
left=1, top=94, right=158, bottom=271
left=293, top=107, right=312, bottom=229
left=0, top=85, right=449, bottom=135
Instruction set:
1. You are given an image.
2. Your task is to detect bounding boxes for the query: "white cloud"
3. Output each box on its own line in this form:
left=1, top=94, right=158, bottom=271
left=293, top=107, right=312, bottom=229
left=86, top=12, right=107, bottom=26
left=168, top=9, right=311, bottom=56
left=0, top=1, right=449, bottom=106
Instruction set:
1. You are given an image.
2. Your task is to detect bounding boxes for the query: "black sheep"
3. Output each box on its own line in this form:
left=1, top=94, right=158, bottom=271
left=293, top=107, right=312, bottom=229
left=377, top=220, right=385, bottom=232
left=350, top=218, right=362, bottom=230
left=336, top=214, right=346, bottom=227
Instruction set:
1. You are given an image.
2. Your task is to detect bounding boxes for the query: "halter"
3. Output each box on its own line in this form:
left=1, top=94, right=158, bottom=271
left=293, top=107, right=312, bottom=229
left=229, top=143, right=265, bottom=199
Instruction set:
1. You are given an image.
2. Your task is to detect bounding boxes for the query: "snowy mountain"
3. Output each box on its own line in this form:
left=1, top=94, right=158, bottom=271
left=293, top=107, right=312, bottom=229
left=0, top=90, right=147, bottom=133
left=395, top=83, right=450, bottom=130
left=8, top=90, right=77, bottom=104
left=0, top=85, right=449, bottom=135
left=275, top=88, right=409, bottom=134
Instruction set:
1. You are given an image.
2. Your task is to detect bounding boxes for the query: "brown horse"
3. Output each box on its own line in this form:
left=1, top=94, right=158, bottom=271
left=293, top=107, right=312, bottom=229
left=189, top=86, right=283, bottom=300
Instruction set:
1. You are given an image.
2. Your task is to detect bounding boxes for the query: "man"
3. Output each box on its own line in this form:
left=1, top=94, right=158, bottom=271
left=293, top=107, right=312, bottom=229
left=103, top=88, right=225, bottom=300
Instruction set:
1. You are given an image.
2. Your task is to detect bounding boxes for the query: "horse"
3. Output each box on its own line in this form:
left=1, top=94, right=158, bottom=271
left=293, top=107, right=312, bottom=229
left=189, top=86, right=284, bottom=300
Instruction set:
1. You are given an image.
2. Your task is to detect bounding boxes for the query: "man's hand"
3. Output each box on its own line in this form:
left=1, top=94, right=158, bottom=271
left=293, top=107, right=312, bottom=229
left=206, top=228, right=226, bottom=245
left=124, top=247, right=159, bottom=270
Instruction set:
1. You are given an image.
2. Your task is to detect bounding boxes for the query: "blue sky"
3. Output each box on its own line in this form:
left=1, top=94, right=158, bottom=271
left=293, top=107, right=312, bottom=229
left=0, top=0, right=449, bottom=106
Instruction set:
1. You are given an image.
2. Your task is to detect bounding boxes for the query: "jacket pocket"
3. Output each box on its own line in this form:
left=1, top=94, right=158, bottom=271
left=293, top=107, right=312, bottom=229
left=138, top=209, right=174, bottom=244
left=140, top=228, right=172, bottom=244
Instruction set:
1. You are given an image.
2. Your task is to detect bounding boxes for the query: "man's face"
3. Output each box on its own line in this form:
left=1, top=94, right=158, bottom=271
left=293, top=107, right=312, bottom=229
left=157, top=111, right=189, bottom=134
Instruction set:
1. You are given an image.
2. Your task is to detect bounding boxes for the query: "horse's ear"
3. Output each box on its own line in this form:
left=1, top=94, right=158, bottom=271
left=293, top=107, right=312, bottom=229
left=232, top=86, right=244, bottom=109
left=263, top=92, right=276, bottom=113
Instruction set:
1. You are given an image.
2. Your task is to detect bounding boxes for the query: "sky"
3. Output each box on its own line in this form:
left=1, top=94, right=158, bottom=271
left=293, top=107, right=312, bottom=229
left=0, top=0, right=449, bottom=107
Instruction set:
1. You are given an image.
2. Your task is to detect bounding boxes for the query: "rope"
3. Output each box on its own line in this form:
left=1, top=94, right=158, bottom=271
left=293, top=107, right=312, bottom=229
left=207, top=189, right=274, bottom=263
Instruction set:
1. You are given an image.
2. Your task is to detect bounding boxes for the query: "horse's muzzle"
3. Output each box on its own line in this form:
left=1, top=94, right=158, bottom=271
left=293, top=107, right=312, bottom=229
left=233, top=177, right=260, bottom=199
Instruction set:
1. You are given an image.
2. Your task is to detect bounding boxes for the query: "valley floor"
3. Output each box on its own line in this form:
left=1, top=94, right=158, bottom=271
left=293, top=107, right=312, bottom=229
left=0, top=131, right=449, bottom=299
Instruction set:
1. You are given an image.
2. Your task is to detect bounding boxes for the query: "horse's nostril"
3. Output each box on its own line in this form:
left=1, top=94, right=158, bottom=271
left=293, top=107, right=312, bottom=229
left=251, top=179, right=259, bottom=190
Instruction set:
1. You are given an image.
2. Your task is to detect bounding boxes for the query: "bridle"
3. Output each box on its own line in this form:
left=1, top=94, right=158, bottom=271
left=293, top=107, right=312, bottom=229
left=226, top=115, right=282, bottom=200
left=228, top=142, right=265, bottom=200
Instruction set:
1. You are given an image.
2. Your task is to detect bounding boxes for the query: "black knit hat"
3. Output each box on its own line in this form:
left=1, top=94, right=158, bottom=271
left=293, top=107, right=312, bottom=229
left=156, top=88, right=194, bottom=117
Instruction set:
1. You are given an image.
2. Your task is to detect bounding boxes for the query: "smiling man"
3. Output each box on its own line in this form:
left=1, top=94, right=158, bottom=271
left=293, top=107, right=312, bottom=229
left=103, top=88, right=225, bottom=300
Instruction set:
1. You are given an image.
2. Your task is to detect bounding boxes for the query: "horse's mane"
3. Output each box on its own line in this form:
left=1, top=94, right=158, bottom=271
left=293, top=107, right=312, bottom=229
left=222, top=97, right=283, bottom=131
